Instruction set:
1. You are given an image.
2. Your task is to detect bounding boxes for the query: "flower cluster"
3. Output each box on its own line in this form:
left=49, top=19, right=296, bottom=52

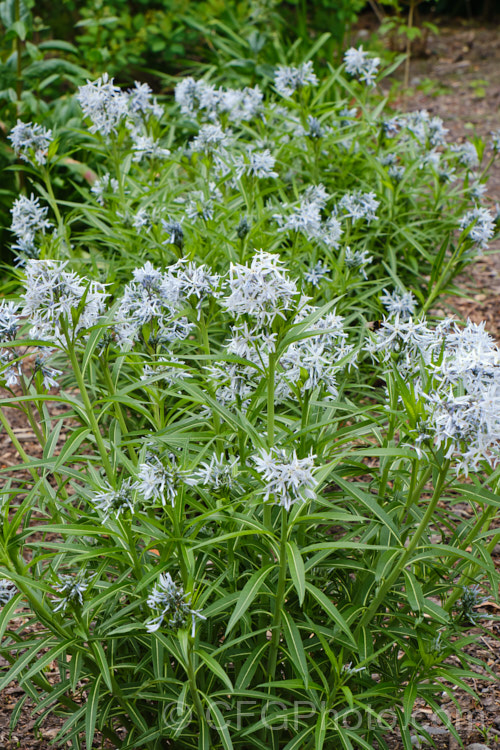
left=221, top=250, right=298, bottom=324
left=146, top=573, right=205, bottom=636
left=10, top=194, right=52, bottom=263
left=77, top=75, right=165, bottom=145
left=370, top=317, right=500, bottom=474
left=274, top=62, right=319, bottom=98
left=22, top=260, right=108, bottom=343
left=338, top=191, right=379, bottom=223
left=0, top=579, right=17, bottom=607
left=136, top=452, right=191, bottom=507
left=381, top=289, right=417, bottom=319
left=8, top=120, right=53, bottom=166
left=114, top=260, right=216, bottom=346
left=253, top=447, right=316, bottom=511
left=344, top=46, right=380, bottom=87
left=459, top=207, right=495, bottom=250
left=175, top=77, right=263, bottom=122
left=274, top=185, right=343, bottom=249
left=53, top=572, right=92, bottom=613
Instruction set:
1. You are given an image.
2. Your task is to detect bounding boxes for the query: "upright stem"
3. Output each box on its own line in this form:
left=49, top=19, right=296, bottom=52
left=267, top=352, right=276, bottom=448
left=266, top=508, right=288, bottom=685
left=64, top=328, right=114, bottom=483
left=186, top=645, right=205, bottom=728
left=0, top=408, right=37, bottom=481
left=355, top=460, right=450, bottom=635
left=43, top=170, right=65, bottom=248
left=101, top=364, right=137, bottom=465
left=20, top=374, right=45, bottom=446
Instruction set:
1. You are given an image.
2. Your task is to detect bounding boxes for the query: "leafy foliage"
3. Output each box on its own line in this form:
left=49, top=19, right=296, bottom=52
left=0, top=47, right=499, bottom=750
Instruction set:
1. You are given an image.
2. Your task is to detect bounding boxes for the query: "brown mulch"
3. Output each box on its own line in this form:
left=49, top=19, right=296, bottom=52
left=1, top=19, right=500, bottom=750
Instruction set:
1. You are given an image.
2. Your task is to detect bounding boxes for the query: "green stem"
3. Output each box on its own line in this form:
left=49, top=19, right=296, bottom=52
left=355, top=460, right=450, bottom=635
left=266, top=508, right=288, bottom=685
left=186, top=645, right=205, bottom=728
left=101, top=364, right=137, bottom=465
left=172, top=491, right=188, bottom=587
left=0, top=408, right=38, bottom=482
left=378, top=375, right=398, bottom=501
left=300, top=391, right=310, bottom=455
left=198, top=312, right=221, bottom=441
left=267, top=352, right=276, bottom=448
left=20, top=374, right=45, bottom=447
left=43, top=169, right=64, bottom=240
left=64, top=328, right=114, bottom=483
left=400, top=463, right=432, bottom=521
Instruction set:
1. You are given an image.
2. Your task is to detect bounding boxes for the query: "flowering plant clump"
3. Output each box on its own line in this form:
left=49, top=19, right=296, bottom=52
left=0, top=48, right=498, bottom=750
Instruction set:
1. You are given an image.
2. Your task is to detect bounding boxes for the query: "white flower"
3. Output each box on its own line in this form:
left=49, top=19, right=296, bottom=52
left=136, top=453, right=190, bottom=507
left=161, top=219, right=184, bottom=248
left=219, top=86, right=263, bottom=122
left=470, top=181, right=487, bottom=202
left=0, top=301, right=20, bottom=342
left=220, top=250, right=298, bottom=325
left=274, top=185, right=338, bottom=246
left=451, top=142, right=479, bottom=169
left=141, top=356, right=191, bottom=386
left=130, top=131, right=170, bottom=162
left=304, top=261, right=328, bottom=286
left=370, top=317, right=500, bottom=474
left=175, top=78, right=262, bottom=123
left=235, top=149, right=277, bottom=179
left=115, top=259, right=220, bottom=346
left=8, top=120, right=53, bottom=166
left=274, top=62, right=318, bottom=98
left=253, top=447, right=316, bottom=511
left=132, top=207, right=150, bottom=231
left=127, top=81, right=164, bottom=120
left=344, top=247, right=373, bottom=278
left=381, top=289, right=417, bottom=319
left=34, top=351, right=62, bottom=390
left=275, top=198, right=323, bottom=238
left=53, top=572, right=92, bottom=613
left=338, top=191, right=379, bottom=223
left=91, top=173, right=119, bottom=204
left=460, top=207, right=495, bottom=250
left=0, top=579, right=17, bottom=607
left=344, top=46, right=380, bottom=87
left=175, top=78, right=221, bottom=119
left=490, top=129, right=500, bottom=152
left=11, top=194, right=52, bottom=253
left=145, top=573, right=205, bottom=636
left=428, top=116, right=449, bottom=147
left=321, top=214, right=343, bottom=248
left=193, top=455, right=239, bottom=490
left=190, top=123, right=232, bottom=154
left=77, top=73, right=128, bottom=136
left=92, top=478, right=136, bottom=520
left=22, top=260, right=108, bottom=343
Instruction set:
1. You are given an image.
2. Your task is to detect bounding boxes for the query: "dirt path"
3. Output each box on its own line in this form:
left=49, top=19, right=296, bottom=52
left=387, top=22, right=500, bottom=338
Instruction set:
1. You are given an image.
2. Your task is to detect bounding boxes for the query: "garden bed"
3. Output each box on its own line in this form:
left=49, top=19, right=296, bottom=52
left=0, top=16, right=499, bottom=750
